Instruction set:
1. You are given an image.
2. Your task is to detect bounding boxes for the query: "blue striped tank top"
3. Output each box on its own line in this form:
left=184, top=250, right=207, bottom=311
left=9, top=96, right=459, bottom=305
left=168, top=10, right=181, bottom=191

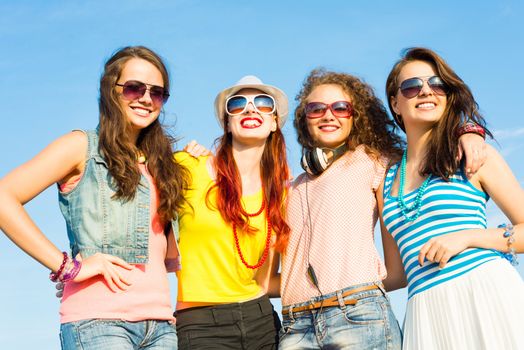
left=382, top=163, right=502, bottom=299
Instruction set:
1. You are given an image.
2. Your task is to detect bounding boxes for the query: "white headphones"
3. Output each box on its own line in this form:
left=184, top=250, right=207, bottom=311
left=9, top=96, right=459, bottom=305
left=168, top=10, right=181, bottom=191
left=300, top=144, right=348, bottom=175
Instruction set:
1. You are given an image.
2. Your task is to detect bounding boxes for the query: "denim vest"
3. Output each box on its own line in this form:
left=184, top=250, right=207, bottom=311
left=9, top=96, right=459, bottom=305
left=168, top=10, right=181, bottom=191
left=58, top=130, right=180, bottom=265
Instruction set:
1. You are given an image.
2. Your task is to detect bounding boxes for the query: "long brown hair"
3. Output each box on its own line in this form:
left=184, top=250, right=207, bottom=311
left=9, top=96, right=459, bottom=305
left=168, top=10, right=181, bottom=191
left=208, top=115, right=291, bottom=252
left=295, top=68, right=404, bottom=161
left=385, top=47, right=492, bottom=179
left=98, top=46, right=189, bottom=222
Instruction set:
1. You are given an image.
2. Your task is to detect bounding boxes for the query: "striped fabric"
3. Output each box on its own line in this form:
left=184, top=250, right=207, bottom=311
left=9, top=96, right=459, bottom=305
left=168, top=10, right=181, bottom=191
left=382, top=163, right=503, bottom=299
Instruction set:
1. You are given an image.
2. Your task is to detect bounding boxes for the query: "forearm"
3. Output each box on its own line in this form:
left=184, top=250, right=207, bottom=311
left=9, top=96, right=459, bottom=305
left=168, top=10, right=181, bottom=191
left=378, top=206, right=407, bottom=292
left=0, top=191, right=63, bottom=272
left=266, top=272, right=281, bottom=298
left=382, top=269, right=407, bottom=292
left=256, top=272, right=280, bottom=297
left=254, top=247, right=281, bottom=297
left=466, top=224, right=523, bottom=253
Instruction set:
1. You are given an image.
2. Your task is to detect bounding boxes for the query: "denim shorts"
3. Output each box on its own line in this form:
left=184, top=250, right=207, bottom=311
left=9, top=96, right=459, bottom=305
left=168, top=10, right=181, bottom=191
left=279, top=282, right=402, bottom=349
left=175, top=294, right=281, bottom=349
left=59, top=319, right=178, bottom=350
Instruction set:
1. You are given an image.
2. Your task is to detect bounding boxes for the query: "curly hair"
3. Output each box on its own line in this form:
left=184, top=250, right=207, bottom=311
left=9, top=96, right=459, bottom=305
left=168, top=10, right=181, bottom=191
left=385, top=47, right=492, bottom=180
left=294, top=68, right=404, bottom=162
left=98, top=46, right=190, bottom=222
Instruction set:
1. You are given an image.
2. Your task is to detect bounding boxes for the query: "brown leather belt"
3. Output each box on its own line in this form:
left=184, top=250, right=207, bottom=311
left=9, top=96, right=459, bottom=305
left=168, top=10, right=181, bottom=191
left=282, top=284, right=379, bottom=315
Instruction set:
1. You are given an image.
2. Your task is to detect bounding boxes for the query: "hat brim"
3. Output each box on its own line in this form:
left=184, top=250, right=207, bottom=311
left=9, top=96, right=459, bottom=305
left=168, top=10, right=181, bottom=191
left=214, top=83, right=288, bottom=129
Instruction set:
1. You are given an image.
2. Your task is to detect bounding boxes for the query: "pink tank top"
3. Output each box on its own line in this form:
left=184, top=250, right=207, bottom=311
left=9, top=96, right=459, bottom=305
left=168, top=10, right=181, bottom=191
left=59, top=164, right=174, bottom=323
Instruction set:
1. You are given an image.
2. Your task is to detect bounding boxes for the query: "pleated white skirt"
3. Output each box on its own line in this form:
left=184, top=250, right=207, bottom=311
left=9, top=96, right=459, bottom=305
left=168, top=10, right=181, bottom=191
left=403, top=258, right=524, bottom=350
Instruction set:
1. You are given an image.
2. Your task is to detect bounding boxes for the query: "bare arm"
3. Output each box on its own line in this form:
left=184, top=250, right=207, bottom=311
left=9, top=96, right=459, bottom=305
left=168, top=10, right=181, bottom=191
left=468, top=144, right=524, bottom=252
left=0, top=132, right=86, bottom=271
left=418, top=144, right=524, bottom=267
left=0, top=131, right=132, bottom=290
left=376, top=181, right=407, bottom=292
left=458, top=133, right=487, bottom=176
left=165, top=225, right=181, bottom=273
left=255, top=236, right=281, bottom=297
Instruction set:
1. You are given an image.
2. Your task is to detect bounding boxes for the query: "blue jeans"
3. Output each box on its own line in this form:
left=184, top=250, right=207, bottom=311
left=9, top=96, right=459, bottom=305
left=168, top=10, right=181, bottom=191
left=279, top=283, right=402, bottom=349
left=60, top=319, right=178, bottom=350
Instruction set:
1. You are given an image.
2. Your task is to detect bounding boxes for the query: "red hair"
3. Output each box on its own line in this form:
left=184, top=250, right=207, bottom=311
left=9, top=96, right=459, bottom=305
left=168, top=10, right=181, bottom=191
left=208, top=120, right=291, bottom=252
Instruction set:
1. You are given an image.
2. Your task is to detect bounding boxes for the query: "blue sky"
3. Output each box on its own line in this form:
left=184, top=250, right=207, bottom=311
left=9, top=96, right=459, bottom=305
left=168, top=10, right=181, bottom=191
left=1, top=1, right=523, bottom=348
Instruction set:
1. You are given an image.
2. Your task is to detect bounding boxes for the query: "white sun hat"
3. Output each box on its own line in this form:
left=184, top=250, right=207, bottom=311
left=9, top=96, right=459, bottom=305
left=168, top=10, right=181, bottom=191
left=214, top=75, right=289, bottom=129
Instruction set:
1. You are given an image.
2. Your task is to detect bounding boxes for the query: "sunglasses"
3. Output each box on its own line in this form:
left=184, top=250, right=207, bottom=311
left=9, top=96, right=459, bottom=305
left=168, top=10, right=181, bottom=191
left=115, top=80, right=169, bottom=106
left=398, top=76, right=447, bottom=99
left=226, top=94, right=276, bottom=116
left=305, top=101, right=353, bottom=119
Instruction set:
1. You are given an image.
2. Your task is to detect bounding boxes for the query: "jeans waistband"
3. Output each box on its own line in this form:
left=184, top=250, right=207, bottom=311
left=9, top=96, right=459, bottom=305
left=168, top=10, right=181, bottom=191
left=175, top=295, right=273, bottom=326
left=282, top=281, right=386, bottom=316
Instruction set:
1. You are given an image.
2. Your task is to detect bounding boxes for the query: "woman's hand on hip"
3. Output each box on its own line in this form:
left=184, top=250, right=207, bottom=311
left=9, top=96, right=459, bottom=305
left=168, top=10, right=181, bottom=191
left=74, top=253, right=134, bottom=292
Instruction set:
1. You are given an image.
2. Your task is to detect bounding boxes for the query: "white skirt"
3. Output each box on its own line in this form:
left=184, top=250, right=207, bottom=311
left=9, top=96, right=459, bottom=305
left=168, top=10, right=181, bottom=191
left=403, top=258, right=524, bottom=350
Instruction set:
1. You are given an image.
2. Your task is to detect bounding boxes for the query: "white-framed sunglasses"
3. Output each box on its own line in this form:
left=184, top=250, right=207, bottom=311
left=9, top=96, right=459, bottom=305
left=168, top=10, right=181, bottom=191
left=225, top=94, right=276, bottom=116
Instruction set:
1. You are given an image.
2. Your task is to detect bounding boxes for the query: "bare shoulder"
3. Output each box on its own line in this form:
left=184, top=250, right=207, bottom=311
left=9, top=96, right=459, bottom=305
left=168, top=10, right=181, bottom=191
left=0, top=131, right=88, bottom=200
left=485, top=143, right=502, bottom=158
left=51, top=130, right=87, bottom=162
left=473, top=143, right=517, bottom=187
left=58, top=130, right=88, bottom=149
left=478, top=143, right=507, bottom=173
left=44, top=130, right=87, bottom=150
left=31, top=131, right=88, bottom=179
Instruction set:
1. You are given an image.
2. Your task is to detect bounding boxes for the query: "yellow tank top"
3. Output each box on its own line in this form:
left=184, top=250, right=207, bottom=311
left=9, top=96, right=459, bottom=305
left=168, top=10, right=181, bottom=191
left=175, top=152, right=270, bottom=303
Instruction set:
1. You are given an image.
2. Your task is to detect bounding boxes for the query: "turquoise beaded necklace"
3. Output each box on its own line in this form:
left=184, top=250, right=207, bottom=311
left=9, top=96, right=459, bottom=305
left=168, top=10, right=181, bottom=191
left=397, top=150, right=432, bottom=222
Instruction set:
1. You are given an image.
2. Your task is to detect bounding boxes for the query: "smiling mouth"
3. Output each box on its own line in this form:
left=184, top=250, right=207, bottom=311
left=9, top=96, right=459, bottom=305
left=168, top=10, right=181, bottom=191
left=416, top=102, right=436, bottom=109
left=319, top=125, right=339, bottom=132
left=240, top=117, right=263, bottom=128
left=131, top=106, right=152, bottom=117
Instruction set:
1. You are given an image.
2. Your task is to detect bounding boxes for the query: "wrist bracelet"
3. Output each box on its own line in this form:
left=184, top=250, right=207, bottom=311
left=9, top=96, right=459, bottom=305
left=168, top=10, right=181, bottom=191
left=498, top=223, right=518, bottom=266
left=457, top=121, right=486, bottom=139
left=61, top=258, right=82, bottom=282
left=49, top=252, right=69, bottom=282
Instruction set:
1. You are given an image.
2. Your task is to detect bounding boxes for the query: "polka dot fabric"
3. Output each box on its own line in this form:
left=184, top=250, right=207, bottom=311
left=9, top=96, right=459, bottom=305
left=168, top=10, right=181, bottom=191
left=281, top=146, right=389, bottom=305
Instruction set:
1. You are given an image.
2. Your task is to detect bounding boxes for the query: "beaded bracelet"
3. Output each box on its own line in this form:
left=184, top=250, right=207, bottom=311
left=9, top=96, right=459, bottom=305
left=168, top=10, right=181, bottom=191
left=61, top=258, right=82, bottom=282
left=457, top=121, right=486, bottom=139
left=49, top=252, right=69, bottom=282
left=498, top=223, right=519, bottom=266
